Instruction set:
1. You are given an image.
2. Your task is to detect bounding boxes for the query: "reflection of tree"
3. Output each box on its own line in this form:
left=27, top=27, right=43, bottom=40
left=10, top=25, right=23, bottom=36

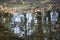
left=36, top=11, right=44, bottom=40
left=24, top=13, right=27, bottom=40
left=57, top=9, right=60, bottom=21
left=46, top=10, right=52, bottom=40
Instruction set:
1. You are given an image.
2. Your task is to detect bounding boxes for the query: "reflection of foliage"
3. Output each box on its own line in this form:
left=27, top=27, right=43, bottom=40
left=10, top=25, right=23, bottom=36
left=0, top=12, right=12, bottom=27
left=0, top=21, right=21, bottom=40
left=0, top=12, right=21, bottom=40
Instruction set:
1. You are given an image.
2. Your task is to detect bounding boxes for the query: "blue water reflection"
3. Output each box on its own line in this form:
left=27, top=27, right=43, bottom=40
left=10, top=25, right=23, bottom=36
left=10, top=12, right=37, bottom=37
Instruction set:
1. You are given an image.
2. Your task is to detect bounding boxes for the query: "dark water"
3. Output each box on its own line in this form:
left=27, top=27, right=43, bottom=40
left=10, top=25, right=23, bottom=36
left=0, top=11, right=60, bottom=40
